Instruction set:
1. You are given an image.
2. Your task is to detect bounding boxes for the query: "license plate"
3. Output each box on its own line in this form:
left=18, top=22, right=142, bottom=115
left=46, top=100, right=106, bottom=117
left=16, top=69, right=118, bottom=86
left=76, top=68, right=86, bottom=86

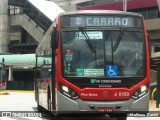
left=97, top=107, right=113, bottom=112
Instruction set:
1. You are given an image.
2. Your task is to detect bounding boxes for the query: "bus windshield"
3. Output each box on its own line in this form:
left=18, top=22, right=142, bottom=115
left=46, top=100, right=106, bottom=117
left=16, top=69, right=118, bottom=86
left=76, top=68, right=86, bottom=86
left=62, top=29, right=145, bottom=78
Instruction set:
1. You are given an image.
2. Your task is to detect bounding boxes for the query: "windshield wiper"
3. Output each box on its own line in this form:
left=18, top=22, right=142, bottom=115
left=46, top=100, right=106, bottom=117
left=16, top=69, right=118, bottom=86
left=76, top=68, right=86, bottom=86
left=79, top=27, right=97, bottom=68
left=79, top=27, right=96, bottom=53
left=112, top=27, right=126, bottom=53
left=110, top=27, right=126, bottom=65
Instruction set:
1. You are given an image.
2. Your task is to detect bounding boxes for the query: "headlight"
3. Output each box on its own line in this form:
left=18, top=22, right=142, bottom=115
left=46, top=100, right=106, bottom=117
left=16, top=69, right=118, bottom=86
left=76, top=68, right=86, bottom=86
left=59, top=84, right=79, bottom=100
left=141, top=85, right=147, bottom=93
left=62, top=85, right=69, bottom=93
left=132, top=84, right=148, bottom=99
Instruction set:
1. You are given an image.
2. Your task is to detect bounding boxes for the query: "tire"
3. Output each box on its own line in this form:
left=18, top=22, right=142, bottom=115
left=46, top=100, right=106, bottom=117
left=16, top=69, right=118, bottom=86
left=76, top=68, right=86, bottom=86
left=109, top=113, right=127, bottom=120
left=37, top=89, right=43, bottom=112
left=110, top=117, right=127, bottom=120
left=117, top=117, right=127, bottom=120
left=47, top=86, right=51, bottom=111
left=35, top=88, right=38, bottom=102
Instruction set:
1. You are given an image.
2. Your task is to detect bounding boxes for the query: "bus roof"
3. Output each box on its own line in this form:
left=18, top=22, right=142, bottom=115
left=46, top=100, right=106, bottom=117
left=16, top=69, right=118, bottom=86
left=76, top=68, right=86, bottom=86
left=60, top=10, right=142, bottom=17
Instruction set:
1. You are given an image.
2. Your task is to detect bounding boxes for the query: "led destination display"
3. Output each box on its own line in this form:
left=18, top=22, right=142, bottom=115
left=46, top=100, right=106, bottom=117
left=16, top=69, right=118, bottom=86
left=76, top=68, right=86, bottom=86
left=71, top=17, right=132, bottom=26
left=61, top=15, right=142, bottom=28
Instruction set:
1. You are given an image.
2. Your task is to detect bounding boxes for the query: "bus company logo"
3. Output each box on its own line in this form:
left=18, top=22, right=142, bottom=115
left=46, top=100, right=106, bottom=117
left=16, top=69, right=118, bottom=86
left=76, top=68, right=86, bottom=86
left=74, top=17, right=83, bottom=25
left=103, top=91, right=109, bottom=97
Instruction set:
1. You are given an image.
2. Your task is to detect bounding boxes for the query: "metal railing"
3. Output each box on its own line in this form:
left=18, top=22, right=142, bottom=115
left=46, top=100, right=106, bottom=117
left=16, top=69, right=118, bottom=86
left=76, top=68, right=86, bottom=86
left=151, top=67, right=160, bottom=108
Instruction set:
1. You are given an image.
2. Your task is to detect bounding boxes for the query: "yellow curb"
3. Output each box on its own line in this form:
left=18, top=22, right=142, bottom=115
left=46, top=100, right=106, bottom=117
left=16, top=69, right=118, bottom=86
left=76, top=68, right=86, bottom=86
left=0, top=90, right=34, bottom=93
left=0, top=91, right=9, bottom=95
left=149, top=101, right=160, bottom=111
left=6, top=90, right=34, bottom=93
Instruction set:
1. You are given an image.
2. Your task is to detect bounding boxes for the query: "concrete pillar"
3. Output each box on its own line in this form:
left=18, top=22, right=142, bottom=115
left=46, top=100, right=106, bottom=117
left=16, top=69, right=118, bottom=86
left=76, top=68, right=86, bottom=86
left=151, top=46, right=155, bottom=54
left=0, top=0, right=9, bottom=53
left=63, top=4, right=77, bottom=11
left=157, top=0, right=160, bottom=11
left=8, top=66, right=13, bottom=81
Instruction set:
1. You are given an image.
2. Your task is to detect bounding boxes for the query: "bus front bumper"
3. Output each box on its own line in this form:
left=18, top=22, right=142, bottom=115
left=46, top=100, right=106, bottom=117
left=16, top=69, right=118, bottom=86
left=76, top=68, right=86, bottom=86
left=57, top=91, right=150, bottom=114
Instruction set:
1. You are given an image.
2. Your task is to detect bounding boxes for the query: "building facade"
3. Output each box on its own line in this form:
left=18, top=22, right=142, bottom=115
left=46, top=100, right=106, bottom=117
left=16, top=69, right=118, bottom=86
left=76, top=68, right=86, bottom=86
left=0, top=0, right=9, bottom=53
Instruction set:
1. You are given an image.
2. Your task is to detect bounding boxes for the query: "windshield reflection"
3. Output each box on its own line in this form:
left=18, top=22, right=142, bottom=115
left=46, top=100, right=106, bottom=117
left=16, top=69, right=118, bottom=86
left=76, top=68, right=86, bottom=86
left=62, top=30, right=145, bottom=77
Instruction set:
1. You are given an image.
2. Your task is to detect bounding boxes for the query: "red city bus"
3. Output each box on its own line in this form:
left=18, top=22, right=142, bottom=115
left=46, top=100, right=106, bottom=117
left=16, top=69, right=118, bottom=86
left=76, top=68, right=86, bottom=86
left=35, top=10, right=150, bottom=120
left=0, top=63, right=7, bottom=90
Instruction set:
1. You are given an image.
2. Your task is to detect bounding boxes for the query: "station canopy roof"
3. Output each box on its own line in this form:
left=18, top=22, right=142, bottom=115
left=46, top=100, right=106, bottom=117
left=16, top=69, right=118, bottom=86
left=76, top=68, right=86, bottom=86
left=0, top=53, right=51, bottom=68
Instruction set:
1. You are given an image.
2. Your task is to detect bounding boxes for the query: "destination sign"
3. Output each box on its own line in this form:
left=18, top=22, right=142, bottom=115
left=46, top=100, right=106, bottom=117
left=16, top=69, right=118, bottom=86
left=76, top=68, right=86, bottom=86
left=61, top=15, right=142, bottom=28
left=71, top=16, right=134, bottom=27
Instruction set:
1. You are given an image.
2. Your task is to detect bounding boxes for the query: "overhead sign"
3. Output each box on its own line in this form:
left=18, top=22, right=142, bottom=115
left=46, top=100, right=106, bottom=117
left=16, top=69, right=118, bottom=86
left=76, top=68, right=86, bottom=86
left=70, top=16, right=137, bottom=27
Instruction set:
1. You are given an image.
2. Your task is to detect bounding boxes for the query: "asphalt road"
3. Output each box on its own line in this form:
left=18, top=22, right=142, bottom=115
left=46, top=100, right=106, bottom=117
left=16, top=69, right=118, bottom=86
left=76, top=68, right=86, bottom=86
left=0, top=91, right=160, bottom=120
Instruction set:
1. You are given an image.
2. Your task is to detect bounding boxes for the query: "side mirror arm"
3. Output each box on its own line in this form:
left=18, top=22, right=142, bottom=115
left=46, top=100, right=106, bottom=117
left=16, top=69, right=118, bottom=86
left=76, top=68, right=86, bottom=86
left=51, top=25, right=58, bottom=50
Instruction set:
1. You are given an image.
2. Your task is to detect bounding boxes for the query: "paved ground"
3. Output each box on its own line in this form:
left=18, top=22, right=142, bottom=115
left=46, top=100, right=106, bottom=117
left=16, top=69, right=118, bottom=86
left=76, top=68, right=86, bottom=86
left=0, top=91, right=36, bottom=111
left=149, top=100, right=160, bottom=111
left=0, top=90, right=160, bottom=120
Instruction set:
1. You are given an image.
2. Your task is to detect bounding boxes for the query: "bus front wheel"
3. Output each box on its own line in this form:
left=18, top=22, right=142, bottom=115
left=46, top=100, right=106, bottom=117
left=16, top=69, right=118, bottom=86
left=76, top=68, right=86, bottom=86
left=109, top=113, right=127, bottom=120
left=47, top=86, right=51, bottom=111
left=37, top=89, right=43, bottom=112
left=110, top=117, right=127, bottom=120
